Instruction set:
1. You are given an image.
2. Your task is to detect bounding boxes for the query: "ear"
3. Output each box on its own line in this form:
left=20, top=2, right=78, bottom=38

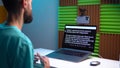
left=22, top=0, right=28, bottom=9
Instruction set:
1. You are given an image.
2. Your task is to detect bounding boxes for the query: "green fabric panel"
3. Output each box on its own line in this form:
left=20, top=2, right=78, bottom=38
left=95, top=47, right=99, bottom=50
left=101, top=12, right=120, bottom=15
left=91, top=53, right=99, bottom=57
left=100, top=4, right=120, bottom=34
left=59, top=15, right=77, bottom=18
left=59, top=18, right=76, bottom=20
left=59, top=9, right=77, bottom=11
left=58, top=21, right=76, bottom=24
left=58, top=6, right=77, bottom=31
left=100, top=4, right=120, bottom=8
left=92, top=33, right=100, bottom=57
left=78, top=0, right=100, bottom=5
left=59, top=12, right=76, bottom=14
left=101, top=16, right=120, bottom=19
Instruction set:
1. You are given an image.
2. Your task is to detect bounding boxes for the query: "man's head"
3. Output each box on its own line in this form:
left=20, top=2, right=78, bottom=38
left=2, top=0, right=33, bottom=24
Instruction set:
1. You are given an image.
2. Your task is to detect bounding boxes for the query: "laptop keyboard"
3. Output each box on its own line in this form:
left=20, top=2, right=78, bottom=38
left=57, top=49, right=87, bottom=57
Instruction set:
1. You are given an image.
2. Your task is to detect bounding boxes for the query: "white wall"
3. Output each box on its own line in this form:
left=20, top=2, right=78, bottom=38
left=22, top=0, right=59, bottom=50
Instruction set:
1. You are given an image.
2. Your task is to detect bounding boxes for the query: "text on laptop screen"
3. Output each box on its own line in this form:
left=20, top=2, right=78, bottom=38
left=62, top=25, right=97, bottom=52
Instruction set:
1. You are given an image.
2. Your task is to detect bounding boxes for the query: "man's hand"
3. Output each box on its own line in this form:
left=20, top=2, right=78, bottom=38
left=34, top=53, right=39, bottom=63
left=40, top=56, right=50, bottom=68
left=34, top=53, right=50, bottom=68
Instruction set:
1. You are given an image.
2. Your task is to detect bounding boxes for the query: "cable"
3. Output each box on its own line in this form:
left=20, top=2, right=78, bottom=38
left=119, top=54, right=120, bottom=68
left=98, top=54, right=104, bottom=58
left=119, top=54, right=120, bottom=62
left=92, top=53, right=103, bottom=58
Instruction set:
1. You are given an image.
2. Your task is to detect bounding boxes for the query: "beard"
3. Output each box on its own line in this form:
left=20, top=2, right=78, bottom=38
left=24, top=10, right=33, bottom=24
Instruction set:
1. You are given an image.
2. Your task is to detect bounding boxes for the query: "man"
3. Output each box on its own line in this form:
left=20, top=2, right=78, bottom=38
left=0, top=0, right=50, bottom=68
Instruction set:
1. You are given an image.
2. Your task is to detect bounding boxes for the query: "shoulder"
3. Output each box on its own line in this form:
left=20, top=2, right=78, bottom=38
left=0, top=24, right=33, bottom=51
left=6, top=27, right=33, bottom=50
left=15, top=31, right=33, bottom=49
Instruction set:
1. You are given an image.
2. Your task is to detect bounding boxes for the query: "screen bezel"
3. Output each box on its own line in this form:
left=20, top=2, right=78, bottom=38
left=62, top=25, right=97, bottom=52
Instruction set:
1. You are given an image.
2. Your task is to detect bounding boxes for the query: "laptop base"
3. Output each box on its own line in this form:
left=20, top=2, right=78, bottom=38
left=46, top=48, right=91, bottom=62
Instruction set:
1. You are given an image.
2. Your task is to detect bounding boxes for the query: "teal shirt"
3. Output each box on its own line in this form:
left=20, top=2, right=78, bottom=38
left=0, top=23, right=35, bottom=68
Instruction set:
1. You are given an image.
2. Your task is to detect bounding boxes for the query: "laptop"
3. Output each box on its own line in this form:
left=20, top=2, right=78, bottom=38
left=47, top=25, right=97, bottom=62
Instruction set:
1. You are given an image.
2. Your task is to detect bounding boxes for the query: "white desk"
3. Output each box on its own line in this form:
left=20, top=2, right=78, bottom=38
left=34, top=48, right=120, bottom=68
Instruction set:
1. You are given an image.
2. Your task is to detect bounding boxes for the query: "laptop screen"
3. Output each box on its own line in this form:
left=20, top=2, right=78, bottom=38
left=62, top=25, right=97, bottom=52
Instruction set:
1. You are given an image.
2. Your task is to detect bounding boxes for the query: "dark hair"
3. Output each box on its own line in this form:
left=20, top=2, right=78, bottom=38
left=2, top=0, right=23, bottom=14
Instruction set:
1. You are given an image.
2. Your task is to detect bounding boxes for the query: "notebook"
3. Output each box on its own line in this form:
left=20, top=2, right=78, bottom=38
left=47, top=25, right=97, bottom=62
